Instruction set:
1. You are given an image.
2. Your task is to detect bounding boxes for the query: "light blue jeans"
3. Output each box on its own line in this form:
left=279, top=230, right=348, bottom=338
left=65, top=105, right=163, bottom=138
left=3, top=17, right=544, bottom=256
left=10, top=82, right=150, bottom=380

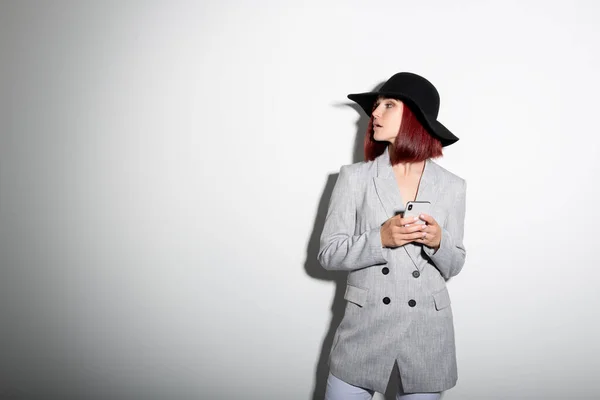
left=324, top=372, right=442, bottom=400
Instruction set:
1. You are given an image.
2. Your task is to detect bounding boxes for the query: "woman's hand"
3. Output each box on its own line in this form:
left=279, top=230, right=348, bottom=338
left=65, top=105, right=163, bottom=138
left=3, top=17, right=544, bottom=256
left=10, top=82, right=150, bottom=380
left=415, top=213, right=441, bottom=250
left=380, top=215, right=428, bottom=248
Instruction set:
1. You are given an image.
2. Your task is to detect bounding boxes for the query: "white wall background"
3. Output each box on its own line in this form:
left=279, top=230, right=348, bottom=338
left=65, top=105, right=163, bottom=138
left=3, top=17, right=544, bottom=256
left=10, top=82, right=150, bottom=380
left=1, top=1, right=599, bottom=399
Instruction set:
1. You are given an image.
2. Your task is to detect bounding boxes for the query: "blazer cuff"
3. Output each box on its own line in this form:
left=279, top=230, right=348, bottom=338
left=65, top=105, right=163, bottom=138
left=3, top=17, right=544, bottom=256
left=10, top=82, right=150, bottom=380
left=368, top=226, right=388, bottom=264
left=423, top=227, right=453, bottom=262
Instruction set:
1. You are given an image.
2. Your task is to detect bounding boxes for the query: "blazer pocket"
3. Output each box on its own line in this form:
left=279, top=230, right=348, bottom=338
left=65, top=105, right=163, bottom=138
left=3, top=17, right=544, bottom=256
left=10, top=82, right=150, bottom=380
left=344, top=284, right=368, bottom=307
left=432, top=286, right=451, bottom=311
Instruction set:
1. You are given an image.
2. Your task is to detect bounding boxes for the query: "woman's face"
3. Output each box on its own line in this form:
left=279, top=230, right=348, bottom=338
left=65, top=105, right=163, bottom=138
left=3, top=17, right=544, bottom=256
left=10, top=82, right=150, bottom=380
left=372, top=97, right=404, bottom=143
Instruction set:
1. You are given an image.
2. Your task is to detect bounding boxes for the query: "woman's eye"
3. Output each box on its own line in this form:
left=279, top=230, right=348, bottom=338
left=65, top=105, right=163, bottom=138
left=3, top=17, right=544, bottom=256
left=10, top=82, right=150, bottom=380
left=385, top=103, right=393, bottom=108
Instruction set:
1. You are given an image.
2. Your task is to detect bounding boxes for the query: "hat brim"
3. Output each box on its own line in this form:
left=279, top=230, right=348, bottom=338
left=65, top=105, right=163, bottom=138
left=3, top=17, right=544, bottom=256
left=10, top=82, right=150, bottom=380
left=347, top=91, right=459, bottom=147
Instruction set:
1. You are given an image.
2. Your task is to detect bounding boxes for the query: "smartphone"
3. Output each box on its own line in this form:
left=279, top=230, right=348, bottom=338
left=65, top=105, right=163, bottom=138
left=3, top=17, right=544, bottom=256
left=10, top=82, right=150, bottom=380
left=401, top=201, right=431, bottom=225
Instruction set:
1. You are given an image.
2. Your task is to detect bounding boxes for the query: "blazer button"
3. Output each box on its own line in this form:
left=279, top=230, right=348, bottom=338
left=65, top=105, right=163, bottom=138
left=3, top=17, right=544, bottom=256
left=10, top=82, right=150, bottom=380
left=382, top=267, right=389, bottom=275
left=408, top=299, right=416, bottom=307
left=383, top=297, right=391, bottom=305
left=412, top=270, right=420, bottom=278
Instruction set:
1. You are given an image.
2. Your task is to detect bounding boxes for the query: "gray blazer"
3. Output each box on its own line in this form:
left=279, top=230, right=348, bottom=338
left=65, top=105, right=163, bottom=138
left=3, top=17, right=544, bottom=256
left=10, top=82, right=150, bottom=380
left=318, top=146, right=467, bottom=394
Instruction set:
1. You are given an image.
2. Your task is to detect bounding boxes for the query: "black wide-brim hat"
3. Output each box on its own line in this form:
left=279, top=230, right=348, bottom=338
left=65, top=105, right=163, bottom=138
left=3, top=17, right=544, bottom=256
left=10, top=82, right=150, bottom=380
left=347, top=72, right=459, bottom=146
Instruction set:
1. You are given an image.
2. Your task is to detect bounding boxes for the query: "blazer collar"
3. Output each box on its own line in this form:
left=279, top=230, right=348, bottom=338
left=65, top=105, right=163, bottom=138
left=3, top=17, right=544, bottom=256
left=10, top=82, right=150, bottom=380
left=374, top=146, right=438, bottom=216
left=373, top=146, right=439, bottom=271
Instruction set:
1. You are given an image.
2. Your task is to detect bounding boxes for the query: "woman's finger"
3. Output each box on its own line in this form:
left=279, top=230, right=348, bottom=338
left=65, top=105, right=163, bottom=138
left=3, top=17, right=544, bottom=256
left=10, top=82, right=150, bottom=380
left=404, top=231, right=429, bottom=241
left=392, top=229, right=424, bottom=243
left=420, top=225, right=438, bottom=236
left=395, top=215, right=421, bottom=227
left=394, top=223, right=425, bottom=234
left=419, top=213, right=437, bottom=226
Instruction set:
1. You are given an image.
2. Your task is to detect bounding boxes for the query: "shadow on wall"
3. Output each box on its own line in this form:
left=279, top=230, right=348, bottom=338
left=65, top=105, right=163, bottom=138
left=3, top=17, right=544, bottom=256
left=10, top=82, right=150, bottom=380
left=304, top=80, right=407, bottom=400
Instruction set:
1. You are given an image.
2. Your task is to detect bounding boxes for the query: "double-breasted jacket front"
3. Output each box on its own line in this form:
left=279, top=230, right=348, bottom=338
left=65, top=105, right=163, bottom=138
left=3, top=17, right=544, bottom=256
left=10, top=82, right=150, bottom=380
left=318, top=147, right=467, bottom=393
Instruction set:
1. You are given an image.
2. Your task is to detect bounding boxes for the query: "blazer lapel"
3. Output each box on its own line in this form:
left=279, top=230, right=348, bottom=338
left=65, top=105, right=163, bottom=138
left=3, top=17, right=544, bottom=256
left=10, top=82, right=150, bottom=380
left=373, top=147, right=404, bottom=217
left=373, top=147, right=439, bottom=271
left=405, top=159, right=438, bottom=271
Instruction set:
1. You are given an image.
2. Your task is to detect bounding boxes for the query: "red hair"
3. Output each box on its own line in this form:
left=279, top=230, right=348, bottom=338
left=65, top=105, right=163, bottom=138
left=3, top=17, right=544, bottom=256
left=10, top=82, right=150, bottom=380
left=364, top=101, right=443, bottom=164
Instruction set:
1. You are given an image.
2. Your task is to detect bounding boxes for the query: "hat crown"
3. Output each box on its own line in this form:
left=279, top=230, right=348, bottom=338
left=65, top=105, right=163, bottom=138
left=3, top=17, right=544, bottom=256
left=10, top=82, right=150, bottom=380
left=380, top=72, right=440, bottom=118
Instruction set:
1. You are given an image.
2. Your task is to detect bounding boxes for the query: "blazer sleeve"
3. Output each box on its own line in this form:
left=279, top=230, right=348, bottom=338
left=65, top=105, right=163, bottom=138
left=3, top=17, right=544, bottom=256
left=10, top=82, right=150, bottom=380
left=422, top=179, right=467, bottom=280
left=317, top=165, right=388, bottom=271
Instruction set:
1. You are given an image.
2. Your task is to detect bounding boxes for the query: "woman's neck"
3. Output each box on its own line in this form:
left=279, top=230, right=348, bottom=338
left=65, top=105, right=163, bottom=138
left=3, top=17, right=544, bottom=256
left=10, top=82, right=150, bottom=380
left=388, top=145, right=425, bottom=177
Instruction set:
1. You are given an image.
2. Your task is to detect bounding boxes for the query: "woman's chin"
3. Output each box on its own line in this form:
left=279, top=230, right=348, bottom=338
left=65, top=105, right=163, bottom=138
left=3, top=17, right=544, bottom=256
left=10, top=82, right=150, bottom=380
left=373, top=134, right=393, bottom=143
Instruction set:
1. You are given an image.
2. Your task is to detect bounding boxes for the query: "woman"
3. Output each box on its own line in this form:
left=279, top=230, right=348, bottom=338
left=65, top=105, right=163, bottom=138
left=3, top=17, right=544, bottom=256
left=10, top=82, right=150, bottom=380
left=318, top=72, right=467, bottom=400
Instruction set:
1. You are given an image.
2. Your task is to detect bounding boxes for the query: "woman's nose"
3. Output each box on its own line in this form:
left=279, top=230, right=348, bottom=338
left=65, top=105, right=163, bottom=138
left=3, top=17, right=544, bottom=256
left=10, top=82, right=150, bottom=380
left=372, top=105, right=381, bottom=118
